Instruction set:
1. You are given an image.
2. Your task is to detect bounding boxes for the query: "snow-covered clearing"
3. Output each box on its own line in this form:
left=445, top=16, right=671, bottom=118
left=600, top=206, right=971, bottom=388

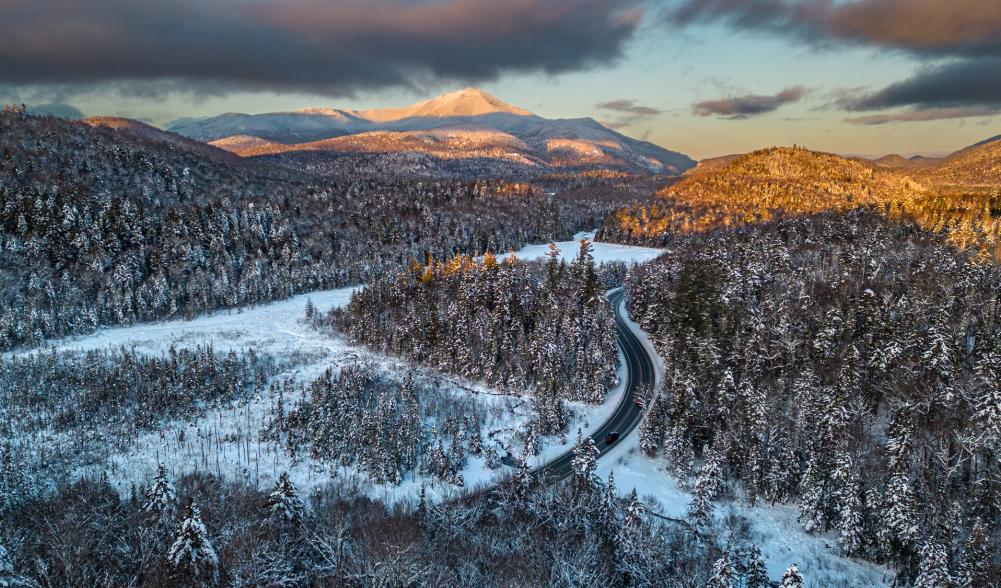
left=498, top=230, right=665, bottom=265
left=21, top=234, right=664, bottom=504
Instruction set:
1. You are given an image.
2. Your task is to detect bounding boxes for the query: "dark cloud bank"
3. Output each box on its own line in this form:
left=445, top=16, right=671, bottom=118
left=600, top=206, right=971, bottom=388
left=0, top=0, right=643, bottom=99
left=669, top=0, right=1001, bottom=122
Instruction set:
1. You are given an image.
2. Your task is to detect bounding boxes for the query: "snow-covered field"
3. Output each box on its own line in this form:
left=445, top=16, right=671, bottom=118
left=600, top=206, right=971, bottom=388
left=498, top=230, right=665, bottom=265
left=24, top=234, right=665, bottom=504
left=17, top=233, right=890, bottom=586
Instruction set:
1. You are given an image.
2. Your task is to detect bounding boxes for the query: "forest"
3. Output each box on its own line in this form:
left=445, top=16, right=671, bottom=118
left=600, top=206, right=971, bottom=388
left=629, top=210, right=1000, bottom=586
left=0, top=461, right=804, bottom=587
left=0, top=111, right=643, bottom=350
left=328, top=242, right=618, bottom=436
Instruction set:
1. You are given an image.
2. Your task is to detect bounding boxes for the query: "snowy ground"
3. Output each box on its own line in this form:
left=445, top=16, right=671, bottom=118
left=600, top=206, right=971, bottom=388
left=17, top=232, right=891, bottom=585
left=25, top=234, right=666, bottom=505
left=497, top=230, right=665, bottom=265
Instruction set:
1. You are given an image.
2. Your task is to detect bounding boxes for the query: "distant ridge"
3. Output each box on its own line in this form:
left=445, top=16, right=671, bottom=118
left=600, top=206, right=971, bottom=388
left=169, top=88, right=695, bottom=175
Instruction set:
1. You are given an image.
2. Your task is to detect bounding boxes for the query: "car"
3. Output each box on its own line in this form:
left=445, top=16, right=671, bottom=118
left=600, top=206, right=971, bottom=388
left=604, top=432, right=620, bottom=444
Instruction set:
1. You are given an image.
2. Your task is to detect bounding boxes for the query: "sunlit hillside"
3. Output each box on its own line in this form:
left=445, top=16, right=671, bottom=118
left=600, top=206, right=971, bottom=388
left=600, top=145, right=1001, bottom=257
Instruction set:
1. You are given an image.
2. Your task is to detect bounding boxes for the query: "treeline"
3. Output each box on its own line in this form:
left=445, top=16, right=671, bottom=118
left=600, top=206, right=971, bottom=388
left=0, top=346, right=272, bottom=514
left=0, top=111, right=635, bottom=351
left=329, top=242, right=618, bottom=435
left=629, top=210, right=1000, bottom=586
left=0, top=464, right=806, bottom=587
left=267, top=364, right=487, bottom=487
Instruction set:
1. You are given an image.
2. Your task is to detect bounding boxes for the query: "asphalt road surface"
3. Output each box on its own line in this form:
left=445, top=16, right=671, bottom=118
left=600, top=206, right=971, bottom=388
left=527, top=287, right=657, bottom=485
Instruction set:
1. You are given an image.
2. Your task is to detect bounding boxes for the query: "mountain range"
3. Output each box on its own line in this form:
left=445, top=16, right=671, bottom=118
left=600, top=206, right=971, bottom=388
left=167, top=88, right=695, bottom=175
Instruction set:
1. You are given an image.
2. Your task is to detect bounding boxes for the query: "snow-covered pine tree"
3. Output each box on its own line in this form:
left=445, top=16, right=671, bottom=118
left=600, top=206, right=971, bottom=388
left=523, top=424, right=540, bottom=457
left=0, top=445, right=25, bottom=514
left=956, top=517, right=994, bottom=588
left=706, top=549, right=736, bottom=588
left=973, top=349, right=1001, bottom=451
left=600, top=470, right=620, bottom=535
left=638, top=391, right=667, bottom=457
left=688, top=447, right=724, bottom=531
left=416, top=483, right=427, bottom=522
left=779, top=563, right=804, bottom=587
left=0, top=541, right=13, bottom=588
left=914, top=541, right=952, bottom=588
left=878, top=471, right=920, bottom=556
left=484, top=445, right=501, bottom=470
left=617, top=489, right=650, bottom=585
left=168, top=500, right=219, bottom=584
left=266, top=472, right=304, bottom=525
left=512, top=453, right=532, bottom=503
left=142, top=463, right=177, bottom=516
left=744, top=545, right=770, bottom=588
left=467, top=421, right=483, bottom=456
left=832, top=452, right=866, bottom=556
left=764, top=422, right=798, bottom=504
left=571, top=429, right=599, bottom=492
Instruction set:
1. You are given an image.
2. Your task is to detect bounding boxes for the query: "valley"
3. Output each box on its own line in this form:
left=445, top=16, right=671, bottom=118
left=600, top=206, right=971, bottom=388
left=1, top=92, right=999, bottom=587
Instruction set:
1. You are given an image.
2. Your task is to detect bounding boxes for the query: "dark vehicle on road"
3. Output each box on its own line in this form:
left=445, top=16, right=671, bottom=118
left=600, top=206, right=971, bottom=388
left=604, top=432, right=620, bottom=444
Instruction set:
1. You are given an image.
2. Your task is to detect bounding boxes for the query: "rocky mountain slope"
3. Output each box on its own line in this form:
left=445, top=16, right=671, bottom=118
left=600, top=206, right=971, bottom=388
left=169, top=88, right=695, bottom=175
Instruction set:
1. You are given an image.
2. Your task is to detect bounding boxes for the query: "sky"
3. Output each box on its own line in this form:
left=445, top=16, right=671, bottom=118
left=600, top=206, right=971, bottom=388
left=2, top=0, right=1000, bottom=160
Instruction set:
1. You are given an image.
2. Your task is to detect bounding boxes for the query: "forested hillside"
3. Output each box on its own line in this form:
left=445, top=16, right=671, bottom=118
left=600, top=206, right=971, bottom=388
left=599, top=145, right=1001, bottom=257
left=330, top=243, right=618, bottom=434
left=0, top=110, right=636, bottom=350
left=628, top=210, right=1000, bottom=586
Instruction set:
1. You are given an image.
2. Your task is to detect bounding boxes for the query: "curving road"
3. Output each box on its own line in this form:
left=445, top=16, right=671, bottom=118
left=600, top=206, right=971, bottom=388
left=526, top=287, right=657, bottom=485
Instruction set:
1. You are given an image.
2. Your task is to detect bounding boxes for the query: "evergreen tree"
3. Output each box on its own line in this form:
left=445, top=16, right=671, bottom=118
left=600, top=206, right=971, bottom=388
left=142, top=464, right=177, bottom=516
left=416, top=483, right=427, bottom=522
left=688, top=448, right=724, bottom=531
left=168, top=500, right=219, bottom=585
left=512, top=453, right=532, bottom=503
left=266, top=472, right=304, bottom=525
left=468, top=421, right=483, bottom=456
left=600, top=470, right=620, bottom=534
left=744, top=545, right=770, bottom=588
left=879, top=472, right=920, bottom=554
left=0, top=542, right=13, bottom=588
left=780, top=563, right=804, bottom=588
left=956, top=517, right=994, bottom=588
left=973, top=350, right=1001, bottom=450
left=706, top=550, right=736, bottom=588
left=617, top=489, right=650, bottom=585
left=639, top=391, right=667, bottom=457
left=523, top=424, right=540, bottom=457
left=571, top=429, right=599, bottom=492
left=484, top=445, right=501, bottom=470
left=914, top=541, right=953, bottom=588
left=832, top=452, right=866, bottom=556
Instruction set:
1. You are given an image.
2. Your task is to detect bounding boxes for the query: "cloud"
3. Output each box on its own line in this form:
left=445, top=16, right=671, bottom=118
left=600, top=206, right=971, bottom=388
left=0, top=0, right=644, bottom=99
left=667, top=1, right=1001, bottom=59
left=692, top=86, right=807, bottom=119
left=847, top=58, right=1001, bottom=111
left=845, top=106, right=1001, bottom=126
left=596, top=99, right=661, bottom=117
left=28, top=103, right=84, bottom=119
left=668, top=1, right=1001, bottom=123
